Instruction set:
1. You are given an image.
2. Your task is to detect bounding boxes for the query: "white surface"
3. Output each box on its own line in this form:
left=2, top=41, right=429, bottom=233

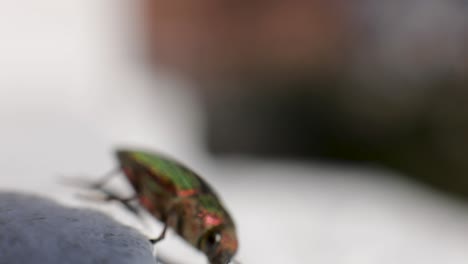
left=1, top=1, right=468, bottom=263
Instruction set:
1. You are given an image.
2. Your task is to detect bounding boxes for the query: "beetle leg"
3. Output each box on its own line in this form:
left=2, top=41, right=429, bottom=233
left=115, top=197, right=141, bottom=217
left=149, top=223, right=168, bottom=244
left=149, top=206, right=178, bottom=244
left=94, top=188, right=140, bottom=216
left=79, top=184, right=140, bottom=217
left=102, top=192, right=137, bottom=203
left=91, top=168, right=121, bottom=189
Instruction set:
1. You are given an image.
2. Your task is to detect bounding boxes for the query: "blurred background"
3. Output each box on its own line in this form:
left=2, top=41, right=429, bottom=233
left=1, top=0, right=468, bottom=263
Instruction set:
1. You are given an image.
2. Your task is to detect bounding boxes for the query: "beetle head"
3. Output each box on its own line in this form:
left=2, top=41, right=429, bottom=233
left=199, top=225, right=238, bottom=264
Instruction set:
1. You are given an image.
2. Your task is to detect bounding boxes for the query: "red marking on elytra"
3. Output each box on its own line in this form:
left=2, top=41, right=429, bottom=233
left=178, top=189, right=197, bottom=197
left=203, top=214, right=223, bottom=226
left=196, top=211, right=222, bottom=226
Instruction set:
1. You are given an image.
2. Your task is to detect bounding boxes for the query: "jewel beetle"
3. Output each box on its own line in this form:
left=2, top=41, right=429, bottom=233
left=87, top=149, right=239, bottom=264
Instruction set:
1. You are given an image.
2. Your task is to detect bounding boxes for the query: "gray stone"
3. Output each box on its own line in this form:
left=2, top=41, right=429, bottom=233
left=0, top=192, right=157, bottom=264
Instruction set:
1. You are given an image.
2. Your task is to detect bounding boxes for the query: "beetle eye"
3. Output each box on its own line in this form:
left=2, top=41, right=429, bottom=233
left=205, top=231, right=222, bottom=251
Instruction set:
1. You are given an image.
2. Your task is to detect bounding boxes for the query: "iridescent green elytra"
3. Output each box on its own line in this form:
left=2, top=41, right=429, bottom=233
left=114, top=149, right=238, bottom=264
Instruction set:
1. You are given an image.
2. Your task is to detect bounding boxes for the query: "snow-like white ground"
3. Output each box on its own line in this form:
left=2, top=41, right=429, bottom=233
left=1, top=1, right=468, bottom=263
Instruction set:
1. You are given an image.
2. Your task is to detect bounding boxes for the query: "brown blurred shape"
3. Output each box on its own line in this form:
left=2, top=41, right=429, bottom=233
left=137, top=1, right=468, bottom=199
left=140, top=0, right=351, bottom=81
